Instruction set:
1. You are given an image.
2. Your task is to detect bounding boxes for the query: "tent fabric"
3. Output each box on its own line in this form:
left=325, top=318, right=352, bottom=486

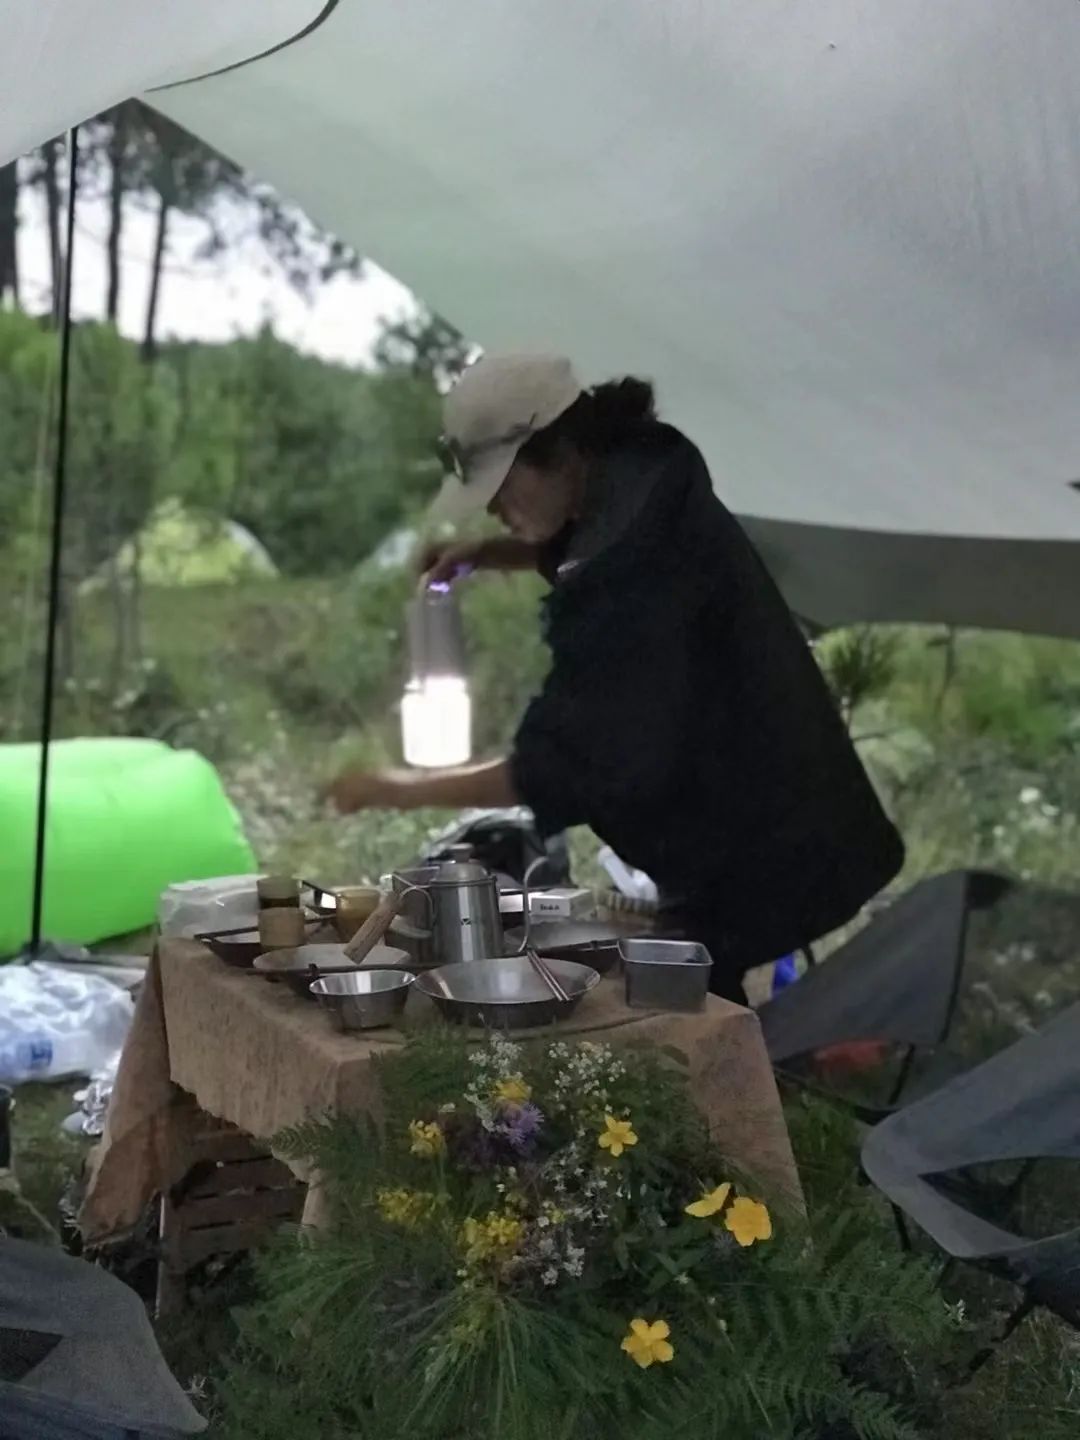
left=151, top=0, right=1080, bottom=637
left=0, top=2, right=319, bottom=169
left=5, top=1, right=1080, bottom=633
left=861, top=1004, right=1080, bottom=1322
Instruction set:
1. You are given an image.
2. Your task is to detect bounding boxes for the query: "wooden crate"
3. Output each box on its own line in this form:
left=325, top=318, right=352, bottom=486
left=156, top=1118, right=306, bottom=1316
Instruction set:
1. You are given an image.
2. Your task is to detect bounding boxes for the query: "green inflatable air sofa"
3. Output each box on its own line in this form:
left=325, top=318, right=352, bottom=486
left=0, top=738, right=254, bottom=955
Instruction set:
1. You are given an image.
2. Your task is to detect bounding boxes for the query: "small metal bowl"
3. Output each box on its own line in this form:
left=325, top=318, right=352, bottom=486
left=310, top=968, right=415, bottom=1031
left=620, top=938, right=713, bottom=1013
left=415, top=956, right=600, bottom=1029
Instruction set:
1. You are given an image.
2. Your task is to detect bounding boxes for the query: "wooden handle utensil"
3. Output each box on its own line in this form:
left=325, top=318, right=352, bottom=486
left=342, top=890, right=406, bottom=964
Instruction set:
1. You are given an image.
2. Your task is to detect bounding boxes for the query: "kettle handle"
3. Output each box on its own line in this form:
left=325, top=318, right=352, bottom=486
left=388, top=875, right=435, bottom=933
left=517, top=856, right=548, bottom=955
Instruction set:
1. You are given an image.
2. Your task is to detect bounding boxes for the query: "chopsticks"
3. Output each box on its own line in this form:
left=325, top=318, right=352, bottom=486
left=526, top=948, right=570, bottom=1003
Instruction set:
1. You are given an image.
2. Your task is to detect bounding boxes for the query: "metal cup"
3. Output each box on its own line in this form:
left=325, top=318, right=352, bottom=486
left=257, top=874, right=301, bottom=908
left=259, top=906, right=306, bottom=950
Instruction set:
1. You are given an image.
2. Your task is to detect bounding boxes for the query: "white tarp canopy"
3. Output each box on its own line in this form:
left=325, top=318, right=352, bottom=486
left=4, top=0, right=1080, bottom=636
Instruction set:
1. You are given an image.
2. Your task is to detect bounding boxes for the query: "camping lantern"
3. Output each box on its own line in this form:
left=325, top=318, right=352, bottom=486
left=401, top=583, right=472, bottom=768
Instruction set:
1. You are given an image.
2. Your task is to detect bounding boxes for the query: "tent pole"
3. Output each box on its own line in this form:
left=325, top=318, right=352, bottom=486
left=28, top=126, right=79, bottom=955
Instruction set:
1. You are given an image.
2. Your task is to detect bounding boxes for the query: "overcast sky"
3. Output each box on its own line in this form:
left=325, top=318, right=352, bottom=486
left=15, top=187, right=419, bottom=367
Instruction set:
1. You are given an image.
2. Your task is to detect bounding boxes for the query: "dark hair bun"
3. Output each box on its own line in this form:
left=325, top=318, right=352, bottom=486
left=518, top=373, right=658, bottom=466
left=589, top=377, right=657, bottom=426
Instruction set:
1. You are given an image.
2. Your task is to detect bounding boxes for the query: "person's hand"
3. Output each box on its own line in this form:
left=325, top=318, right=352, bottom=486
left=415, top=538, right=484, bottom=585
left=321, top=768, right=410, bottom=815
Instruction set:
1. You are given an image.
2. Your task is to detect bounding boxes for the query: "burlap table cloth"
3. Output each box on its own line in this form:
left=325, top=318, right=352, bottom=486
left=80, top=940, right=800, bottom=1241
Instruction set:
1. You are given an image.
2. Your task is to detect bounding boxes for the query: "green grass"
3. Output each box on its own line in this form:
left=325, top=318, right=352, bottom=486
left=2, top=1082, right=84, bottom=1241
left=4, top=1077, right=1078, bottom=1437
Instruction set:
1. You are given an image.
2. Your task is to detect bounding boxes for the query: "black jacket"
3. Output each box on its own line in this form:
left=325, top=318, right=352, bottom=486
left=510, top=424, right=904, bottom=961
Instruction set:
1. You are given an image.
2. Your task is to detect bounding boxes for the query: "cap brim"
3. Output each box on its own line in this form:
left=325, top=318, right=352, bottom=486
left=426, top=443, right=520, bottom=524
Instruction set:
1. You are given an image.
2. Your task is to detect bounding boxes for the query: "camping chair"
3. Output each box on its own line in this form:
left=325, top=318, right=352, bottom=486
left=861, top=1002, right=1080, bottom=1359
left=0, top=1234, right=206, bottom=1436
left=759, top=869, right=1019, bottom=1119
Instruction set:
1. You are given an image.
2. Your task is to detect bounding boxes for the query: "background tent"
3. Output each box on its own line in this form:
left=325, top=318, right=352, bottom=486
left=3, top=0, right=1080, bottom=636
left=80, top=499, right=278, bottom=593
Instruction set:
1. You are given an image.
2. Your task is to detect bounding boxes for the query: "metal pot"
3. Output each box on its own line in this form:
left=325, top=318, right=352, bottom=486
left=391, top=861, right=503, bottom=965
left=620, top=938, right=712, bottom=1013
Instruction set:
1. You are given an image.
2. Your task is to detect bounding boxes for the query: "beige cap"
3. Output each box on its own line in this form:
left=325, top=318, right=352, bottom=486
left=430, top=354, right=584, bottom=521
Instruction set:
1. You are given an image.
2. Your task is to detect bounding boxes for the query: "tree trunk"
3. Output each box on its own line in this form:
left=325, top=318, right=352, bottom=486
left=107, top=552, right=127, bottom=698
left=141, top=192, right=170, bottom=364
left=0, top=160, right=18, bottom=307
left=42, top=140, right=62, bottom=325
left=129, top=528, right=143, bottom=663
left=934, top=627, right=959, bottom=717
left=106, top=111, right=126, bottom=322
left=57, top=580, right=75, bottom=686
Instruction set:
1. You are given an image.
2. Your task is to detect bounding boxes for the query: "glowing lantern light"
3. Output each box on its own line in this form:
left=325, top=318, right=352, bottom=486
left=401, top=583, right=472, bottom=768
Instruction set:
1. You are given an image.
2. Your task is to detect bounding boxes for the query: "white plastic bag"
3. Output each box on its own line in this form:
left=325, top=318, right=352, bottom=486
left=597, top=846, right=659, bottom=902
left=158, top=873, right=262, bottom=937
left=0, top=962, right=134, bottom=1083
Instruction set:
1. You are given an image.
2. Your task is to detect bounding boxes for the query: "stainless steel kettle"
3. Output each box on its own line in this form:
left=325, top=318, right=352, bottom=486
left=391, top=861, right=503, bottom=965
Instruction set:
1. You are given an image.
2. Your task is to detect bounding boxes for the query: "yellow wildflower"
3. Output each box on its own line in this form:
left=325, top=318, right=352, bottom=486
left=408, top=1119, right=445, bottom=1158
left=460, top=1211, right=525, bottom=1265
left=598, top=1114, right=638, bottom=1158
left=376, top=1188, right=436, bottom=1229
left=621, top=1317, right=674, bottom=1369
left=493, top=1074, right=531, bottom=1104
left=685, top=1182, right=732, bottom=1219
left=724, top=1196, right=772, bottom=1247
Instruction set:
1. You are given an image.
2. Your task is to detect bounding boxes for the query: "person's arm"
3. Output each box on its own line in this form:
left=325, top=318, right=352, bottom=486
left=419, top=537, right=541, bottom=584
left=326, top=757, right=518, bottom=815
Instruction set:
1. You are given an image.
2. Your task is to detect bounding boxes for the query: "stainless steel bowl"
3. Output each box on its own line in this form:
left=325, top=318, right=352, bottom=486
left=415, top=956, right=600, bottom=1029
left=309, top=968, right=415, bottom=1031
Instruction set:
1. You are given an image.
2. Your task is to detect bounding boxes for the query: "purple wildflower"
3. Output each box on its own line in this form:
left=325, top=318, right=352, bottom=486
left=495, top=1102, right=544, bottom=1155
